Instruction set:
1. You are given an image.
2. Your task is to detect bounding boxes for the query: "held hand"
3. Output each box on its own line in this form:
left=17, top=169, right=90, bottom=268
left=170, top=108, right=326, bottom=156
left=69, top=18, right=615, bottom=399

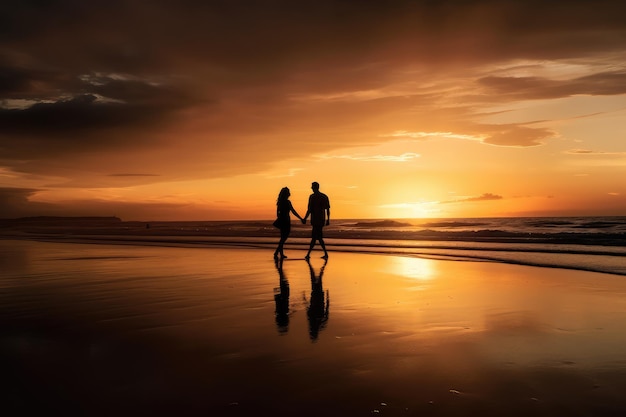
left=301, top=218, right=306, bottom=224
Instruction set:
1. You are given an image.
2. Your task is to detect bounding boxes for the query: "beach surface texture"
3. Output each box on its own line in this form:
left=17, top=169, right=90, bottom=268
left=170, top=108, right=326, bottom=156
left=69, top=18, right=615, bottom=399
left=1, top=217, right=626, bottom=416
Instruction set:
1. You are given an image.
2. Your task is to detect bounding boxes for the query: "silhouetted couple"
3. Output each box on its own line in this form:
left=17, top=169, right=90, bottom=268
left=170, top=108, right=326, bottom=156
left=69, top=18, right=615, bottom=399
left=273, top=181, right=330, bottom=259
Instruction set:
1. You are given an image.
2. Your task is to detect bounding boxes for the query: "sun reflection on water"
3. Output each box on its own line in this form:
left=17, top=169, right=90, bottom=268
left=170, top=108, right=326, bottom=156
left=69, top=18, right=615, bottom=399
left=390, top=256, right=436, bottom=282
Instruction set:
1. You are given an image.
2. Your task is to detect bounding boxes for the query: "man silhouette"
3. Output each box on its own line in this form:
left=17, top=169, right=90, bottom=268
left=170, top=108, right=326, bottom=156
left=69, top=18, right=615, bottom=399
left=303, top=181, right=330, bottom=259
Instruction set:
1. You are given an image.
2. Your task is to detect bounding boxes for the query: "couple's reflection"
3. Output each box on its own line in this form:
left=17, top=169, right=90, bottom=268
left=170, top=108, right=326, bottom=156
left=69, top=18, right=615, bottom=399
left=273, top=257, right=290, bottom=333
left=273, top=257, right=329, bottom=341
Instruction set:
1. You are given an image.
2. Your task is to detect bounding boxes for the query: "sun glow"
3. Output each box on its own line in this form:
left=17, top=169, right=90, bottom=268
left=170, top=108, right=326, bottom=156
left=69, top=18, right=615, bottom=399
left=378, top=201, right=441, bottom=218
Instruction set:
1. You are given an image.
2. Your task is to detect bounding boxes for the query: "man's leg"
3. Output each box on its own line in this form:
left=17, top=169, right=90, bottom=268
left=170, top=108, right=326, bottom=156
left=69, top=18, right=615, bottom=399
left=319, top=236, right=328, bottom=258
left=305, top=238, right=315, bottom=259
left=306, top=232, right=317, bottom=259
left=306, top=226, right=322, bottom=259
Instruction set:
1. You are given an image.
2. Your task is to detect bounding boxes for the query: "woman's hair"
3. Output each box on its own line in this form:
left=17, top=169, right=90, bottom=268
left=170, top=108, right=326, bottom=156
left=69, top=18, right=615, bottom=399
left=277, top=187, right=290, bottom=205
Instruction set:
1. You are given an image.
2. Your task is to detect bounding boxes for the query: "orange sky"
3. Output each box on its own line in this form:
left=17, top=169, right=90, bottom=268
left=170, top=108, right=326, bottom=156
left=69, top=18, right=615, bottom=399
left=1, top=1, right=625, bottom=220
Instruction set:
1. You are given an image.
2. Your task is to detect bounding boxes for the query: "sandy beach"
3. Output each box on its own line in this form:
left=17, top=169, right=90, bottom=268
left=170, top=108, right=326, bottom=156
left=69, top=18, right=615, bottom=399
left=2, top=238, right=626, bottom=416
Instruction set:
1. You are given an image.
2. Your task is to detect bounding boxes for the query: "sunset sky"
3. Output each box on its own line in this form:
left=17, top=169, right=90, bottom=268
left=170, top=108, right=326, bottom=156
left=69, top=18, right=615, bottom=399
left=1, top=0, right=625, bottom=220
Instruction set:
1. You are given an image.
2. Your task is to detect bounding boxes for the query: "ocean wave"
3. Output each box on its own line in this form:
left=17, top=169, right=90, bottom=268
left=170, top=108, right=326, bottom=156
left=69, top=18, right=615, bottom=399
left=421, top=221, right=490, bottom=228
left=349, top=220, right=412, bottom=227
left=3, top=216, right=625, bottom=276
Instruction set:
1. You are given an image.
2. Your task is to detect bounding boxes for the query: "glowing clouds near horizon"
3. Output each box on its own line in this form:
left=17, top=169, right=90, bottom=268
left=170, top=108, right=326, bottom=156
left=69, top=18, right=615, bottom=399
left=378, top=201, right=442, bottom=218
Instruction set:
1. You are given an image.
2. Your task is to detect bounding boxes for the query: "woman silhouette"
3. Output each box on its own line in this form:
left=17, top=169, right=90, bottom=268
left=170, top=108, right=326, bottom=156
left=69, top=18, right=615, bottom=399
left=274, top=187, right=304, bottom=258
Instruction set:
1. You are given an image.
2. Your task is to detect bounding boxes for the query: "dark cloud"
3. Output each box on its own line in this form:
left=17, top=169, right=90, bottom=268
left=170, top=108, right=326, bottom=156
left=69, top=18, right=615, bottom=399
left=0, top=187, right=54, bottom=218
left=1, top=94, right=150, bottom=133
left=31, top=199, right=222, bottom=221
left=0, top=69, right=209, bottom=162
left=482, top=124, right=557, bottom=147
left=0, top=187, right=39, bottom=203
left=3, top=1, right=626, bottom=76
left=573, top=72, right=626, bottom=95
left=479, top=71, right=626, bottom=100
left=464, top=193, right=503, bottom=202
left=3, top=1, right=625, bottom=109
left=0, top=185, right=246, bottom=220
left=0, top=67, right=203, bottom=127
left=566, top=149, right=596, bottom=154
left=0, top=65, right=37, bottom=95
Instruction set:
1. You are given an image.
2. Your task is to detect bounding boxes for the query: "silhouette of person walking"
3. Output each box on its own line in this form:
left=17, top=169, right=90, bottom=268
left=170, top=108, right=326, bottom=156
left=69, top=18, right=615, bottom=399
left=303, top=181, right=330, bottom=259
left=274, top=187, right=304, bottom=259
left=305, top=258, right=329, bottom=341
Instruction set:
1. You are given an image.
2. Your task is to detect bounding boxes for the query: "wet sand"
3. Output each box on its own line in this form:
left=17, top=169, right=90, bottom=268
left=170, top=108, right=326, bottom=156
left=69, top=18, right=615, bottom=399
left=2, top=239, right=626, bottom=416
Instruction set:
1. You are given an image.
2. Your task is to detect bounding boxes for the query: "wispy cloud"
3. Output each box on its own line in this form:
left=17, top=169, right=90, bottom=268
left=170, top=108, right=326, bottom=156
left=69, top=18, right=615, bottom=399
left=565, top=149, right=626, bottom=155
left=441, top=193, right=503, bottom=204
left=381, top=131, right=485, bottom=141
left=263, top=167, right=305, bottom=179
left=290, top=89, right=398, bottom=103
left=567, top=148, right=596, bottom=154
left=383, top=127, right=555, bottom=147
left=107, top=173, right=160, bottom=177
left=318, top=152, right=420, bottom=162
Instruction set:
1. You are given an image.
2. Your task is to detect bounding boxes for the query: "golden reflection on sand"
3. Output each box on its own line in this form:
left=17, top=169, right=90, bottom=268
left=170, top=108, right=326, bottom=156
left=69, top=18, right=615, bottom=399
left=389, top=255, right=436, bottom=282
left=328, top=251, right=626, bottom=368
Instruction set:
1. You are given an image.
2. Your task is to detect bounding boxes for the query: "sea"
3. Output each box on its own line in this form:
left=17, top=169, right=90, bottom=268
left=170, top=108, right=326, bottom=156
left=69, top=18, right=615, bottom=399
left=6, top=215, right=624, bottom=276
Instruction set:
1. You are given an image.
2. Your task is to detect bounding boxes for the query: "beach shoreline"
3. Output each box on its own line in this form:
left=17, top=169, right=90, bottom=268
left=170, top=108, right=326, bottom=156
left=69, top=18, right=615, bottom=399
left=2, top=239, right=626, bottom=416
left=2, top=227, right=625, bottom=277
